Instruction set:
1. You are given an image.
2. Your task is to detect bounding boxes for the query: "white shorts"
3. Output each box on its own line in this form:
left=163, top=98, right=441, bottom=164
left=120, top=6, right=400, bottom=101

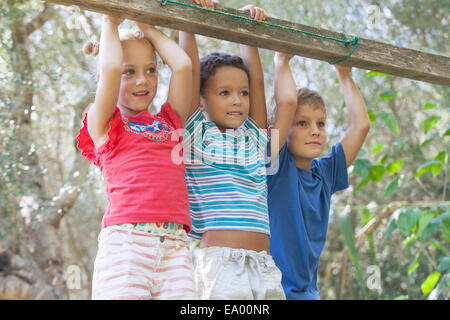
left=194, top=246, right=286, bottom=300
left=92, top=222, right=197, bottom=300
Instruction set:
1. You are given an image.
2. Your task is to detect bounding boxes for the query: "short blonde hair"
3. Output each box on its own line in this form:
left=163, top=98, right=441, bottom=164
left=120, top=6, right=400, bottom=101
left=267, top=87, right=326, bottom=126
left=83, top=29, right=156, bottom=59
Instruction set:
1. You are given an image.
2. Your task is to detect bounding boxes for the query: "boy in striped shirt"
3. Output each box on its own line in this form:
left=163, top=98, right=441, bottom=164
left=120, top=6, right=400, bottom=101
left=180, top=3, right=295, bottom=299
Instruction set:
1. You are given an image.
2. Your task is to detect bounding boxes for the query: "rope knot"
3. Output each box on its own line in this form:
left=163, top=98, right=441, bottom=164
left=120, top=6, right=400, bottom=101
left=329, top=34, right=359, bottom=65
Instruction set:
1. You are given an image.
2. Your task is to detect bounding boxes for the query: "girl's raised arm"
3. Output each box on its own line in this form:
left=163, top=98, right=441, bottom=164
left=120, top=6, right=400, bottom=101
left=87, top=16, right=124, bottom=149
left=136, top=23, right=192, bottom=125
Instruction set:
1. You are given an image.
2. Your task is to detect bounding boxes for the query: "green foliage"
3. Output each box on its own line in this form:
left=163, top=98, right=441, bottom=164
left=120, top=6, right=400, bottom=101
left=347, top=78, right=449, bottom=299
left=416, top=160, right=442, bottom=178
left=380, top=90, right=398, bottom=101
left=379, top=111, right=400, bottom=137
left=372, top=144, right=384, bottom=156
left=423, top=102, right=437, bottom=110
left=443, top=127, right=450, bottom=137
left=421, top=272, right=440, bottom=296
left=367, top=110, right=376, bottom=125
left=361, top=209, right=377, bottom=265
left=423, top=116, right=441, bottom=134
left=367, top=71, right=389, bottom=78
left=385, top=204, right=449, bottom=298
left=421, top=132, right=439, bottom=147
left=415, top=152, right=446, bottom=178
left=383, top=177, right=399, bottom=199
left=340, top=211, right=367, bottom=298
left=387, top=158, right=404, bottom=176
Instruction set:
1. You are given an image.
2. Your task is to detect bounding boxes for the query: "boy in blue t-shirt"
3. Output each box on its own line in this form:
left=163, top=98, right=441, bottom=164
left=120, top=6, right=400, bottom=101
left=267, top=64, right=371, bottom=299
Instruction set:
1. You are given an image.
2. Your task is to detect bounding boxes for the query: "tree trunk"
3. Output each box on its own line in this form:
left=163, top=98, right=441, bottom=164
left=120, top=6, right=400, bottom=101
left=0, top=2, right=93, bottom=300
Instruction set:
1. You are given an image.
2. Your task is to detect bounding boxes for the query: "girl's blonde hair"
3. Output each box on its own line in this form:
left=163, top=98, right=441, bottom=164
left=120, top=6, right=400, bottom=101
left=83, top=29, right=156, bottom=59
left=267, top=87, right=326, bottom=126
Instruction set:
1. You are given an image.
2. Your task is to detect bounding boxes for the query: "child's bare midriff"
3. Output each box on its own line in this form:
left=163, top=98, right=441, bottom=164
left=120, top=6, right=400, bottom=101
left=200, top=230, right=270, bottom=253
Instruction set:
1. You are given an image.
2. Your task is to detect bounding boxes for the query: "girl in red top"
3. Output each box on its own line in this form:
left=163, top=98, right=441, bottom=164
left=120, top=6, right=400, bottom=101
left=76, top=15, right=194, bottom=299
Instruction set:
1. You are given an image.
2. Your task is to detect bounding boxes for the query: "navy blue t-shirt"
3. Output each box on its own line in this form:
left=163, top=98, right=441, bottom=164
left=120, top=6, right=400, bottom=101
left=267, top=142, right=348, bottom=300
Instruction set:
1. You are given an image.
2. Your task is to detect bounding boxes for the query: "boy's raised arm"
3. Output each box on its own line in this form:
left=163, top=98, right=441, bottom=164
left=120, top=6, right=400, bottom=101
left=87, top=15, right=124, bottom=149
left=180, top=0, right=217, bottom=120
left=335, top=65, right=370, bottom=168
left=240, top=44, right=267, bottom=129
left=179, top=31, right=201, bottom=120
left=239, top=5, right=268, bottom=129
left=136, top=22, right=192, bottom=124
left=271, top=52, right=297, bottom=156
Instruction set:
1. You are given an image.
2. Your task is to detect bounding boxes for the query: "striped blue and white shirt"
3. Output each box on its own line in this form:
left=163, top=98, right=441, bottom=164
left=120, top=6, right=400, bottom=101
left=183, top=108, right=269, bottom=239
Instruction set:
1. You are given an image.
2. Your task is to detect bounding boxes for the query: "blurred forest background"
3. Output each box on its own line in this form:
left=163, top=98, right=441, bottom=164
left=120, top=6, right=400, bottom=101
left=0, top=0, right=448, bottom=299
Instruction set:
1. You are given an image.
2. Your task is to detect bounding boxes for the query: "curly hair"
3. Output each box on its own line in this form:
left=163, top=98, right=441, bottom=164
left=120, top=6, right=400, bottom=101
left=200, top=52, right=249, bottom=96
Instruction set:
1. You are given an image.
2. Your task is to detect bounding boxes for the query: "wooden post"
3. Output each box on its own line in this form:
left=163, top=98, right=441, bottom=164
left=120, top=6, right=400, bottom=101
left=44, top=0, right=450, bottom=87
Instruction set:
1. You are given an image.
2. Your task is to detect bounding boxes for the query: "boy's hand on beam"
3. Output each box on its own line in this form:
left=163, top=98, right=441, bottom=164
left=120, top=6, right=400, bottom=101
left=275, top=52, right=294, bottom=63
left=240, top=4, right=268, bottom=21
left=194, top=0, right=218, bottom=10
left=104, top=15, right=124, bottom=25
left=334, top=64, right=352, bottom=79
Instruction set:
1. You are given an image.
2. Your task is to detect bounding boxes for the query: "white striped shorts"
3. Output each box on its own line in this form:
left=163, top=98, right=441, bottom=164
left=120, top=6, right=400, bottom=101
left=195, top=246, right=286, bottom=300
left=91, top=222, right=197, bottom=300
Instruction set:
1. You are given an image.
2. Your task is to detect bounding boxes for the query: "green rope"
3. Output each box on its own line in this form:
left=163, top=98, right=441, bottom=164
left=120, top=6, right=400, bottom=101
left=328, top=33, right=359, bottom=65
left=160, top=0, right=359, bottom=64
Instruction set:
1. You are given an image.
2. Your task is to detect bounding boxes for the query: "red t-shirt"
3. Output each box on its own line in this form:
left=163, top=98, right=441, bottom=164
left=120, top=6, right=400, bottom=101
left=76, top=102, right=191, bottom=232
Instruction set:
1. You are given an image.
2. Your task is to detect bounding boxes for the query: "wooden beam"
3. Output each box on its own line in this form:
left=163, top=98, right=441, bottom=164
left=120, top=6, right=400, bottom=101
left=44, top=0, right=450, bottom=87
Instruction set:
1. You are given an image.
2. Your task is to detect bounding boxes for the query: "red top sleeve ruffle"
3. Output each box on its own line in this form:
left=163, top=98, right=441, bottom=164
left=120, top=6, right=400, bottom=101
left=76, top=108, right=123, bottom=166
left=158, top=102, right=184, bottom=143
